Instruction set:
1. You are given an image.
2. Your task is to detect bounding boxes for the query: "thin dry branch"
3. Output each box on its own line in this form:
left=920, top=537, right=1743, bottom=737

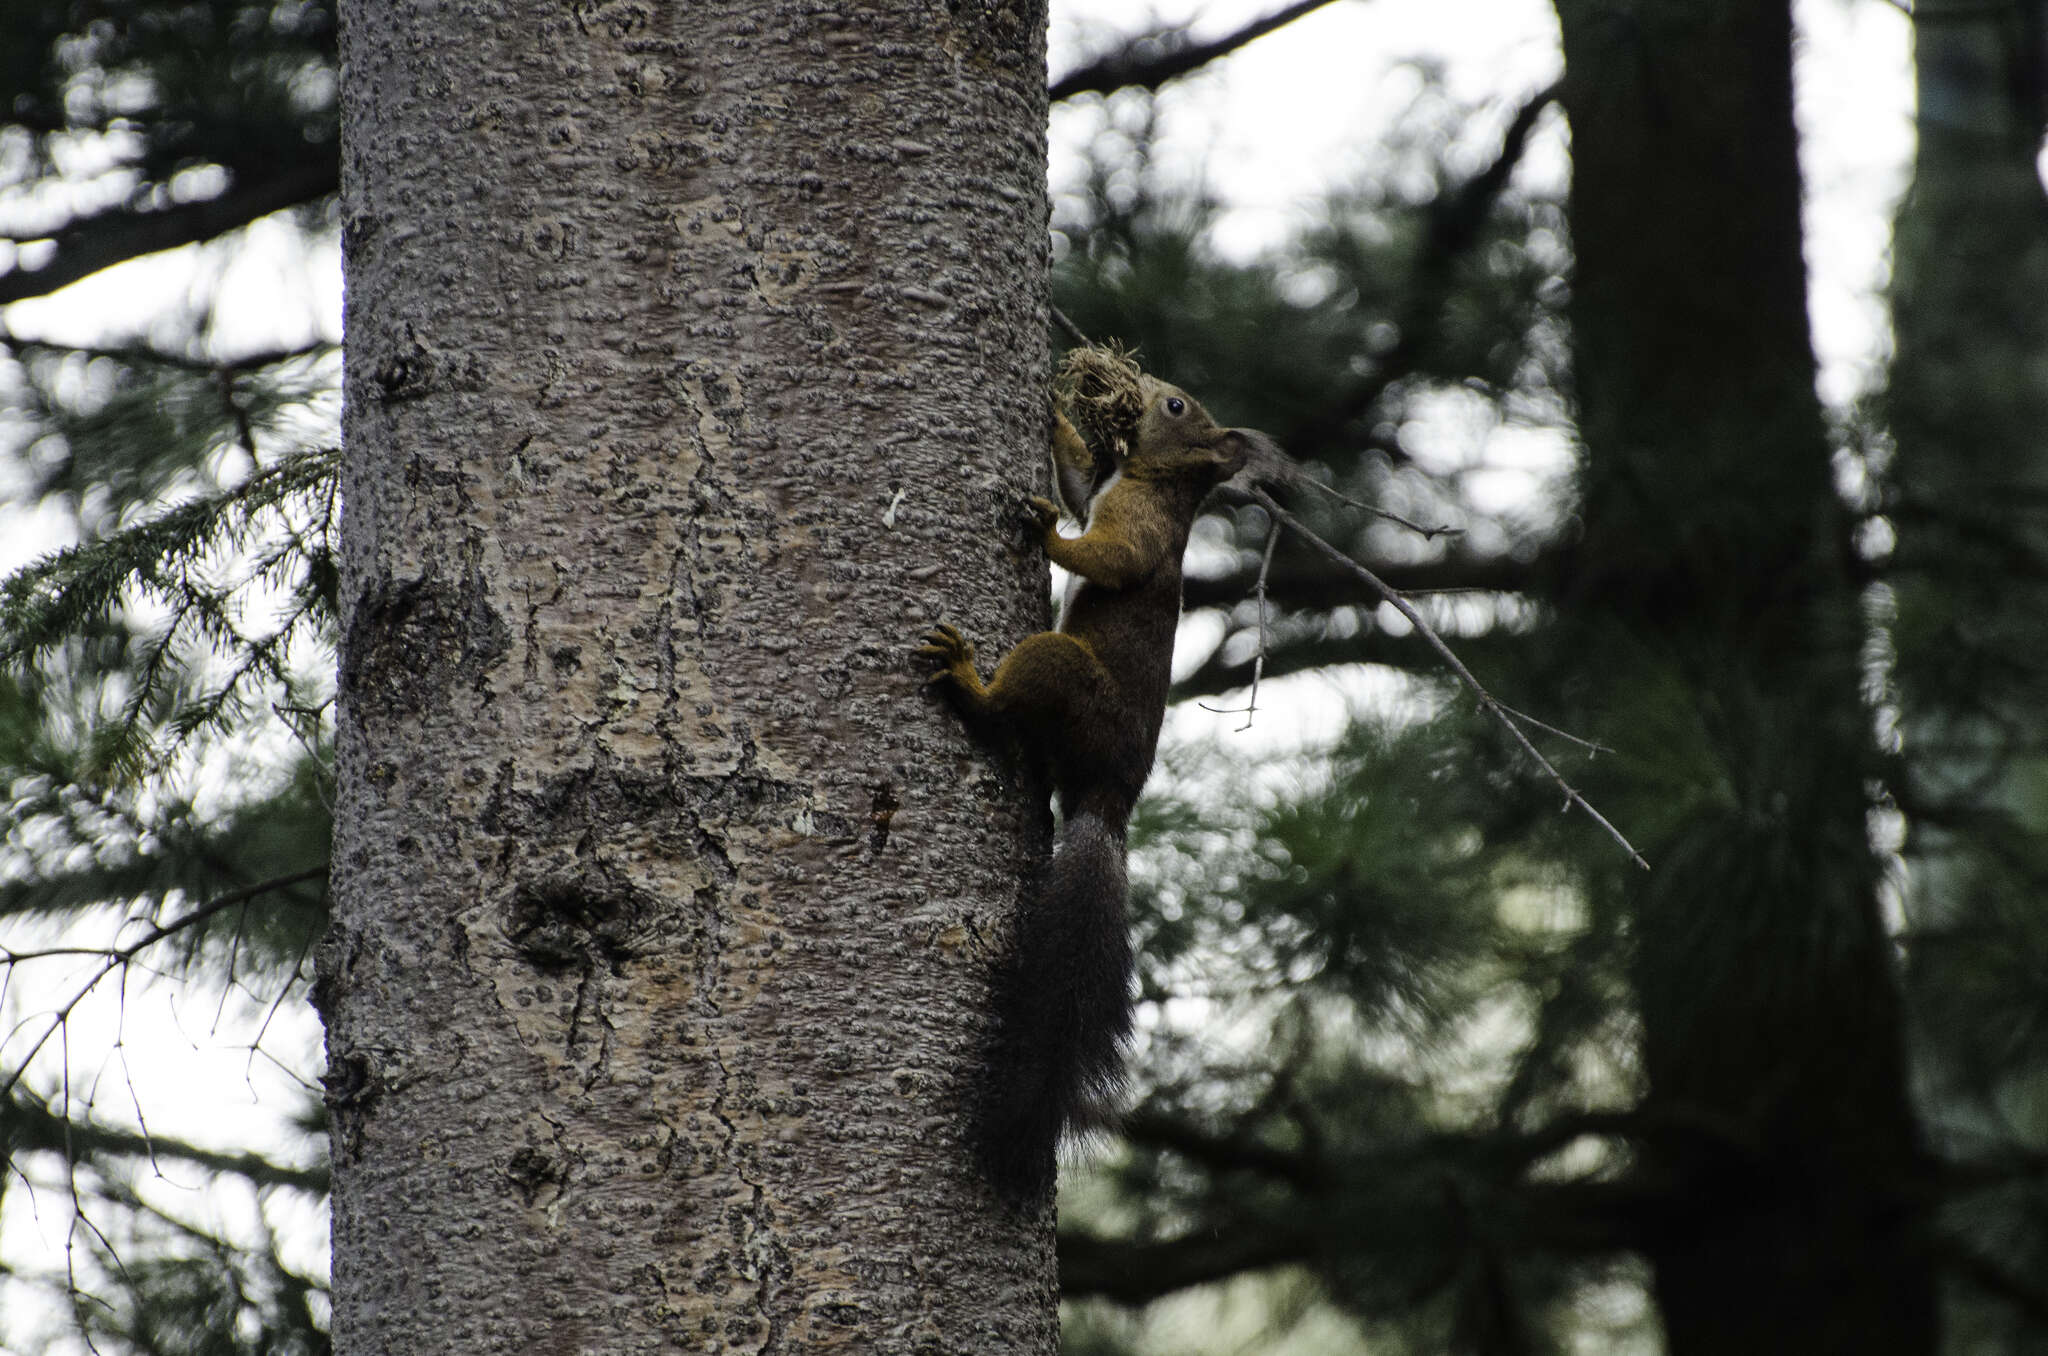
left=1050, top=303, right=1092, bottom=350
left=1198, top=518, right=1282, bottom=730
left=1042, top=333, right=1639, bottom=864
left=1270, top=457, right=1465, bottom=540
left=0, top=866, right=328, bottom=1100
left=1494, top=700, right=1614, bottom=756
left=1247, top=485, right=1648, bottom=868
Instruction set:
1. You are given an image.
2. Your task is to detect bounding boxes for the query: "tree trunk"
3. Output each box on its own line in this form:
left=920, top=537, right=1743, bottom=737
left=1549, top=0, right=1936, bottom=1350
left=1891, top=7, right=2048, bottom=867
left=322, top=3, right=1056, bottom=1352
left=1889, top=3, right=2048, bottom=1337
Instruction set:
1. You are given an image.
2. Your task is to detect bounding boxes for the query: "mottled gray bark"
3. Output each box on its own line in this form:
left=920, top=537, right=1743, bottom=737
left=323, top=3, right=1056, bottom=1352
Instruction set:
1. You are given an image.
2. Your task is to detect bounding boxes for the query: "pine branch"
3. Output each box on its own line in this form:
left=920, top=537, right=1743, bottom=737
left=1291, top=81, right=1561, bottom=452
left=4, top=1086, right=328, bottom=1196
left=1, top=449, right=337, bottom=660
left=1050, top=0, right=1345, bottom=102
left=0, top=447, right=340, bottom=774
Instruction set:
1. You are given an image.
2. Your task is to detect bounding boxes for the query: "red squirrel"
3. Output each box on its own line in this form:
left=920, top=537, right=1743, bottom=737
left=920, top=366, right=1280, bottom=1200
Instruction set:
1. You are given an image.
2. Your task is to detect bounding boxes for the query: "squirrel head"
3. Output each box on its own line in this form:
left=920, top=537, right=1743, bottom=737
left=1128, top=376, right=1281, bottom=489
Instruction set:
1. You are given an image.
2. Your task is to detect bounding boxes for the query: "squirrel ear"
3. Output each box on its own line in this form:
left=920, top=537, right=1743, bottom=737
left=1219, top=427, right=1283, bottom=473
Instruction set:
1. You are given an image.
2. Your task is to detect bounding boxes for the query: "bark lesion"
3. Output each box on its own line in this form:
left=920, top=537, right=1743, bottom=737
left=341, top=556, right=512, bottom=718
left=502, top=873, right=651, bottom=972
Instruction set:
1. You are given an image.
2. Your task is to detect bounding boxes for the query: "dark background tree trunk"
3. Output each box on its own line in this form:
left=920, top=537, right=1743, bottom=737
left=324, top=2, right=1056, bottom=1350
left=1551, top=0, right=1935, bottom=1350
left=1890, top=0, right=2048, bottom=1333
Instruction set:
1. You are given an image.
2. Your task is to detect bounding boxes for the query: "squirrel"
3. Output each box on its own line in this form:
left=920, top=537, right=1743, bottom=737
left=918, top=370, right=1281, bottom=1201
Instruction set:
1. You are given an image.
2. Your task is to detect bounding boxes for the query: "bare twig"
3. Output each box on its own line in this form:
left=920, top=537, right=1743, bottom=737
left=1199, top=518, right=1283, bottom=729
left=1495, top=700, right=1614, bottom=757
left=1050, top=303, right=1092, bottom=349
left=0, top=866, right=329, bottom=1099
left=1289, top=468, right=1464, bottom=540
left=1249, top=486, right=1648, bottom=868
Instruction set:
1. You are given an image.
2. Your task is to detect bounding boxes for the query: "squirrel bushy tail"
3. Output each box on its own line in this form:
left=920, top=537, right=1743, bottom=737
left=975, top=809, right=1133, bottom=1202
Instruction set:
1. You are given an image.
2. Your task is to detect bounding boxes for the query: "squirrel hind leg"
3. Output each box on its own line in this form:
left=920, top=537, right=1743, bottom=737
left=979, top=632, right=1112, bottom=729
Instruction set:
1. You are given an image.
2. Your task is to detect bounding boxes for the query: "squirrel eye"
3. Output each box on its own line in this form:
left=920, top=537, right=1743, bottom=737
left=1164, top=396, right=1186, bottom=416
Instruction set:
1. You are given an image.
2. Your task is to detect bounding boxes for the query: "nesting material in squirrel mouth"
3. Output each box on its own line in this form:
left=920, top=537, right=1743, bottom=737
left=1056, top=343, right=1149, bottom=465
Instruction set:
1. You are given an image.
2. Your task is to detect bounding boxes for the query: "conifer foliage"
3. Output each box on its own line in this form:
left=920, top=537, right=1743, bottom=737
left=1, top=5, right=338, bottom=1346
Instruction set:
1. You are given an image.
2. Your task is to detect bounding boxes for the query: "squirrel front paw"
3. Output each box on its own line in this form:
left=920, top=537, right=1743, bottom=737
left=915, top=623, right=977, bottom=688
left=1022, top=496, right=1063, bottom=544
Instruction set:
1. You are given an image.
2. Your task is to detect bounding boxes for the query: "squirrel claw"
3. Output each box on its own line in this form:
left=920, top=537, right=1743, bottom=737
left=1025, top=496, right=1062, bottom=531
left=916, top=624, right=975, bottom=682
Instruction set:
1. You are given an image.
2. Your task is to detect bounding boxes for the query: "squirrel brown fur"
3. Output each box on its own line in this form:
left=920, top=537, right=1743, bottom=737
left=919, top=364, right=1281, bottom=1201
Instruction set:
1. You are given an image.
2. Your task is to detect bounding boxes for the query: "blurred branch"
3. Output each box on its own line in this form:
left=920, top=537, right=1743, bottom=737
left=1061, top=1175, right=1655, bottom=1306
left=0, top=335, right=337, bottom=377
left=1293, top=80, right=1561, bottom=451
left=1121, top=1107, right=1324, bottom=1187
left=1181, top=549, right=1532, bottom=612
left=1071, top=1099, right=1791, bottom=1307
left=4, top=1087, right=328, bottom=1196
left=0, top=160, right=338, bottom=305
left=1060, top=1220, right=1314, bottom=1301
left=1937, top=1147, right=2048, bottom=1193
left=1173, top=627, right=1382, bottom=697
left=1051, top=0, right=1345, bottom=102
left=1173, top=573, right=1534, bottom=698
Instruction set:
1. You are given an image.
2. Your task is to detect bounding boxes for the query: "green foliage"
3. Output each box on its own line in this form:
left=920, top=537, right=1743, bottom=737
left=1, top=441, right=337, bottom=777
left=1, top=8, right=340, bottom=1332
